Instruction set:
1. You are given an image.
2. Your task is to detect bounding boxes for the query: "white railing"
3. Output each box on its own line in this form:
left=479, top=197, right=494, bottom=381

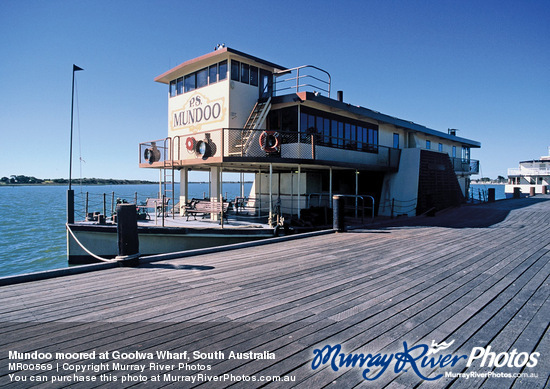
left=508, top=167, right=550, bottom=176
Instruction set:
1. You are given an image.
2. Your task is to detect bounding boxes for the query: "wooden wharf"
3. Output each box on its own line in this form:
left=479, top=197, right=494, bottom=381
left=1, top=196, right=549, bottom=388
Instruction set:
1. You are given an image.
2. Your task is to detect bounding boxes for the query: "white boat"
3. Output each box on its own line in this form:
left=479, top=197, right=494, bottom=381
left=505, top=147, right=550, bottom=198
left=67, top=46, right=481, bottom=263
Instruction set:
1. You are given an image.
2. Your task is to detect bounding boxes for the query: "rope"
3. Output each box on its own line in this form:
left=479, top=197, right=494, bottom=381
left=66, top=224, right=118, bottom=263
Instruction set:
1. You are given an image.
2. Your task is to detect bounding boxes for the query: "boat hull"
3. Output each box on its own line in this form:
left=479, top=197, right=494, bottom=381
left=67, top=224, right=274, bottom=264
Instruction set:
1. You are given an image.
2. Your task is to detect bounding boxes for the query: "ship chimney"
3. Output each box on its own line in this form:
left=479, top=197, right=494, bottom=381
left=448, top=128, right=457, bottom=136
left=337, top=90, right=343, bottom=102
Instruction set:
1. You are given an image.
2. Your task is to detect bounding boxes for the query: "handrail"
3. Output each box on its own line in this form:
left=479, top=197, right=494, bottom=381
left=334, top=194, right=375, bottom=223
left=274, top=65, right=331, bottom=97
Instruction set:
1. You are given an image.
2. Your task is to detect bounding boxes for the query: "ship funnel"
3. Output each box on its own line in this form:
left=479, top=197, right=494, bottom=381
left=337, top=90, right=343, bottom=102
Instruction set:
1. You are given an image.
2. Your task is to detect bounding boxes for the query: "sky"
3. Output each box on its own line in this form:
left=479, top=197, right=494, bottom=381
left=1, top=0, right=549, bottom=182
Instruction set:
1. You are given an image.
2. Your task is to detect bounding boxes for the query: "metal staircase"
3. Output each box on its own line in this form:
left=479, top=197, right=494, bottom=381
left=229, top=97, right=271, bottom=156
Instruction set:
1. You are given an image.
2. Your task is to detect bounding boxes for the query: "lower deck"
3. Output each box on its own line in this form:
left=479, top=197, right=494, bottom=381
left=2, top=196, right=549, bottom=388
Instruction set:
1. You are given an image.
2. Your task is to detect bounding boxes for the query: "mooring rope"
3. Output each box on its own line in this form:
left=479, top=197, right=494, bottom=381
left=65, top=224, right=118, bottom=263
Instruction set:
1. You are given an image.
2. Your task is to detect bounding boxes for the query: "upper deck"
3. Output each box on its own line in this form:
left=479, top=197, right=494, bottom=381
left=140, top=47, right=480, bottom=175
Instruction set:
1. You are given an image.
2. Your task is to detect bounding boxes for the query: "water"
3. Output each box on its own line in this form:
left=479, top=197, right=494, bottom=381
left=470, top=183, right=506, bottom=201
left=0, top=183, right=250, bottom=278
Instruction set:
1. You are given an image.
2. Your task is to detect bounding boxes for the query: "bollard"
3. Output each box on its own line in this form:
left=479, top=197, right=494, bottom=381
left=116, top=203, right=140, bottom=264
left=67, top=189, right=74, bottom=224
left=333, top=195, right=345, bottom=232
left=529, top=187, right=535, bottom=197
left=513, top=187, right=521, bottom=199
left=488, top=188, right=495, bottom=203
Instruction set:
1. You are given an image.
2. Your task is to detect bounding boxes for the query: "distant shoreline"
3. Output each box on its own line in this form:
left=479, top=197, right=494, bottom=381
left=0, top=181, right=252, bottom=187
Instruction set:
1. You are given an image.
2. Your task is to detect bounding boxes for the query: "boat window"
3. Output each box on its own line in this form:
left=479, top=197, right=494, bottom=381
left=344, top=123, right=351, bottom=148
left=250, top=66, right=259, bottom=86
left=197, top=68, right=208, bottom=89
left=176, top=77, right=183, bottom=95
left=393, top=133, right=399, bottom=149
left=170, top=80, right=177, bottom=97
left=452, top=146, right=457, bottom=158
left=231, top=60, right=240, bottom=81
left=209, top=64, right=218, bottom=84
left=462, top=146, right=470, bottom=162
left=324, top=118, right=330, bottom=145
left=184, top=74, right=195, bottom=92
left=331, top=119, right=338, bottom=146
left=241, top=63, right=250, bottom=84
left=438, top=143, right=443, bottom=152
left=219, top=60, right=228, bottom=81
left=338, top=122, right=344, bottom=148
left=316, top=116, right=324, bottom=143
left=426, top=140, right=431, bottom=150
left=300, top=112, right=308, bottom=134
left=357, top=127, right=364, bottom=149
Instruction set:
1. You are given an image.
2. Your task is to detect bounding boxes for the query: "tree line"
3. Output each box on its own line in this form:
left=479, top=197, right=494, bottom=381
left=1, top=175, right=156, bottom=185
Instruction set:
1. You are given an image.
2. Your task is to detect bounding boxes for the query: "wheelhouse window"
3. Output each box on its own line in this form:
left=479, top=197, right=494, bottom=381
left=250, top=66, right=259, bottom=86
left=240, top=63, right=250, bottom=84
left=184, top=74, right=195, bottom=92
left=196, top=68, right=208, bottom=89
left=170, top=80, right=177, bottom=97
left=208, top=64, right=218, bottom=84
left=438, top=143, right=443, bottom=152
left=218, top=60, right=227, bottom=81
left=231, top=60, right=240, bottom=81
left=426, top=140, right=431, bottom=150
left=169, top=60, right=229, bottom=97
left=452, top=146, right=457, bottom=158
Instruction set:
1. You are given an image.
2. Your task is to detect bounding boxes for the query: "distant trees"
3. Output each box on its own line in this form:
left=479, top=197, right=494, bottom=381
left=0, top=175, right=44, bottom=184
left=0, top=175, right=156, bottom=185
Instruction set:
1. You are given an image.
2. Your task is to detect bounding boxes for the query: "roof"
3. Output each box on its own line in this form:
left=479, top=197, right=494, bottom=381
left=275, top=92, right=481, bottom=148
left=155, top=47, right=287, bottom=84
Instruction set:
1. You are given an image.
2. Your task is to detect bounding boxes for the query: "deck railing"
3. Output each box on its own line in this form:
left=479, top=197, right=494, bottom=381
left=274, top=65, right=331, bottom=97
left=139, top=128, right=401, bottom=171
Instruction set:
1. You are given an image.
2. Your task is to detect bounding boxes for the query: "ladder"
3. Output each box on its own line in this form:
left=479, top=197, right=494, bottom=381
left=229, top=97, right=271, bottom=156
left=162, top=166, right=175, bottom=219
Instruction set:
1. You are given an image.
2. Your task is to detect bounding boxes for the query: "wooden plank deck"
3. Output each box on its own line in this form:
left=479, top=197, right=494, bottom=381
left=1, top=196, right=549, bottom=388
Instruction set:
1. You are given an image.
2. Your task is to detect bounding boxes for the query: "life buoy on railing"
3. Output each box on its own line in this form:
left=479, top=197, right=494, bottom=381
left=259, top=131, right=280, bottom=153
left=186, top=137, right=196, bottom=152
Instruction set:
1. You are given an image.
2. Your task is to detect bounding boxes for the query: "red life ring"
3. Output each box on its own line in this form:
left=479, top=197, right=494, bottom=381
left=259, top=131, right=280, bottom=153
left=186, top=137, right=196, bottom=151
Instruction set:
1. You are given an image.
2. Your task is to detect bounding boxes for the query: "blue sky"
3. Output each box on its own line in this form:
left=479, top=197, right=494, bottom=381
left=1, top=0, right=548, bottom=181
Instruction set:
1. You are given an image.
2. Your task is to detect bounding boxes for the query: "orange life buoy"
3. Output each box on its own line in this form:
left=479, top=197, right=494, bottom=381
left=259, top=131, right=280, bottom=153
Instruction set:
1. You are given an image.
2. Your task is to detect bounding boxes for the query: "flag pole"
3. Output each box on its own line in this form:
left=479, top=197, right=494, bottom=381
left=68, top=64, right=83, bottom=224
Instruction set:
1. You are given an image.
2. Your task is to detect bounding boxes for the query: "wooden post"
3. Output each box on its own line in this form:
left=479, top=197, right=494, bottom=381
left=116, top=203, right=140, bottom=263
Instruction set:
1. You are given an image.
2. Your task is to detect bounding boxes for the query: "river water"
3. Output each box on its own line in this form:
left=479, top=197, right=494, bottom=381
left=0, top=183, right=248, bottom=278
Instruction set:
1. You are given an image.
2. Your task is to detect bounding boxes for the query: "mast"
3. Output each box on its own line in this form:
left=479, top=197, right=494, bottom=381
left=67, top=64, right=83, bottom=224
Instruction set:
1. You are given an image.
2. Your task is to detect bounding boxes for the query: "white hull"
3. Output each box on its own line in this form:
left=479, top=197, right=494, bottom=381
left=67, top=224, right=273, bottom=264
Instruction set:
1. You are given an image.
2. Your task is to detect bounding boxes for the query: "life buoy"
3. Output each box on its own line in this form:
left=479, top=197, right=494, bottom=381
left=186, top=137, right=196, bottom=151
left=259, top=131, right=280, bottom=153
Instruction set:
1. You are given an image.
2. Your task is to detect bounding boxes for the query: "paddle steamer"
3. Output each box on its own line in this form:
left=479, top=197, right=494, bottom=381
left=68, top=46, right=480, bottom=263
